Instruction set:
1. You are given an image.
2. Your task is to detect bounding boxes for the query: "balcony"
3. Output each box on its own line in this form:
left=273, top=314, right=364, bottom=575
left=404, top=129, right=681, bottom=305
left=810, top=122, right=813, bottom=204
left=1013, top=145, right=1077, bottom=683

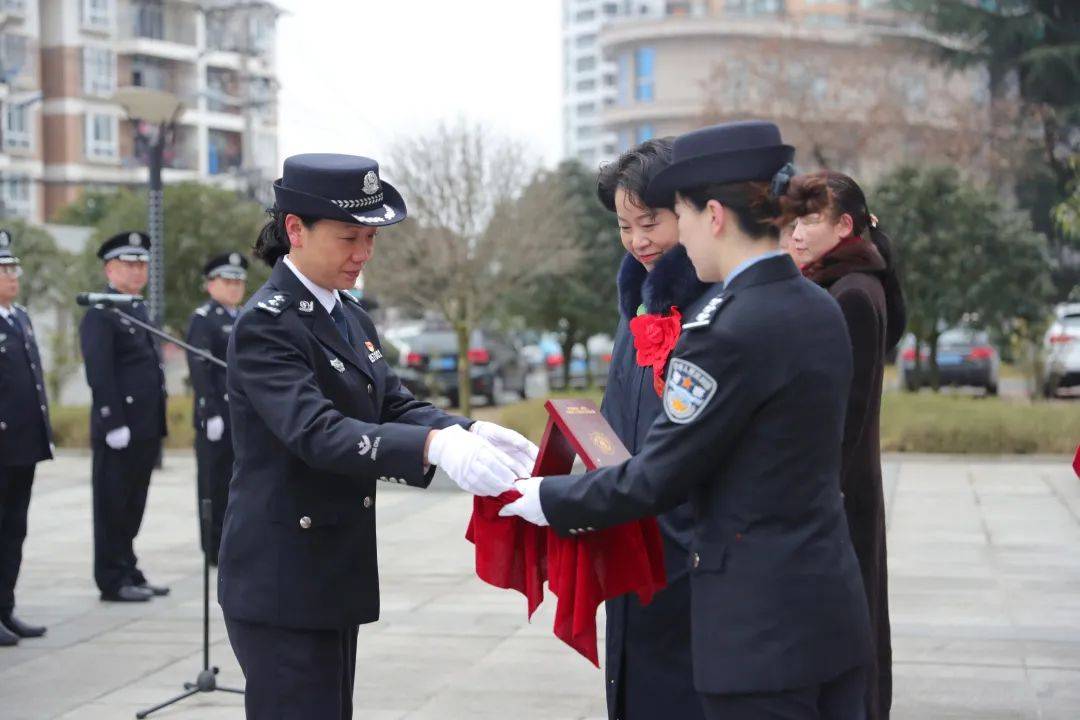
left=117, top=1, right=198, bottom=63
left=208, top=128, right=242, bottom=176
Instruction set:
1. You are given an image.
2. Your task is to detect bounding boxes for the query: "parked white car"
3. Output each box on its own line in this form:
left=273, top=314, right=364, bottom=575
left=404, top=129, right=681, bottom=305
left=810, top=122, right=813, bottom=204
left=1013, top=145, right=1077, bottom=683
left=1042, top=303, right=1080, bottom=398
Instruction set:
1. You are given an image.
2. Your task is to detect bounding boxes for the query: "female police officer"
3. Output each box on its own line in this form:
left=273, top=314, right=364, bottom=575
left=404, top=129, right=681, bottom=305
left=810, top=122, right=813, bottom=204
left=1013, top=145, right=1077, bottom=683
left=502, top=122, right=872, bottom=720
left=219, top=153, right=537, bottom=719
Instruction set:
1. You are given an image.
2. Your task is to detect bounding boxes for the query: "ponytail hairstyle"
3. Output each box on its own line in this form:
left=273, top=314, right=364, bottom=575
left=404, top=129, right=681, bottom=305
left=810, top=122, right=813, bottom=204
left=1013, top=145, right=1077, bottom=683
left=678, top=180, right=785, bottom=241
left=783, top=170, right=907, bottom=351
left=253, top=206, right=319, bottom=268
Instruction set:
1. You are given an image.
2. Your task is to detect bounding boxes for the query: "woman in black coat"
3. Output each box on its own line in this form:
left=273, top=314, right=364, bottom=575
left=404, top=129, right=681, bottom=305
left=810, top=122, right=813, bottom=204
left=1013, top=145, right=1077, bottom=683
left=786, top=171, right=907, bottom=720
left=596, top=139, right=710, bottom=720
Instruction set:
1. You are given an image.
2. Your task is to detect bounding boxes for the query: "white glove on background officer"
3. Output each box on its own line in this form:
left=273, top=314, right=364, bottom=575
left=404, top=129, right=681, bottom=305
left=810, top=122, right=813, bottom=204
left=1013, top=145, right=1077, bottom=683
left=469, top=421, right=539, bottom=477
left=105, top=426, right=131, bottom=450
left=206, top=416, right=225, bottom=442
left=427, top=425, right=520, bottom=497
left=498, top=477, right=549, bottom=526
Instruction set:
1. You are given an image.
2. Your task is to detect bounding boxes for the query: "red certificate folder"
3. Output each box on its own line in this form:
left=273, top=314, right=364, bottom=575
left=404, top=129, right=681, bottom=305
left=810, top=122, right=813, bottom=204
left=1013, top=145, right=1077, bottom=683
left=466, top=399, right=667, bottom=665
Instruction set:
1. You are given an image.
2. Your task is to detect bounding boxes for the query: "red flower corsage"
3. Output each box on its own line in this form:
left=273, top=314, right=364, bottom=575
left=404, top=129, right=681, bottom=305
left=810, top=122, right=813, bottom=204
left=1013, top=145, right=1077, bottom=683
left=629, top=306, right=682, bottom=397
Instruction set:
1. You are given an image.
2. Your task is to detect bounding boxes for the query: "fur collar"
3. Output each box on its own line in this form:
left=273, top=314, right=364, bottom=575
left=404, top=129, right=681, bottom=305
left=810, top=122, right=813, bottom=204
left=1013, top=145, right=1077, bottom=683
left=618, top=244, right=711, bottom=319
left=802, top=235, right=886, bottom=287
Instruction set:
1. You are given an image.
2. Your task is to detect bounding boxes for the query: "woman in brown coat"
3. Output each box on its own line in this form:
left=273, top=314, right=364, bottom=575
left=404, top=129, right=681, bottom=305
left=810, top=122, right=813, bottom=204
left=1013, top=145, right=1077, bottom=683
left=784, top=171, right=906, bottom=720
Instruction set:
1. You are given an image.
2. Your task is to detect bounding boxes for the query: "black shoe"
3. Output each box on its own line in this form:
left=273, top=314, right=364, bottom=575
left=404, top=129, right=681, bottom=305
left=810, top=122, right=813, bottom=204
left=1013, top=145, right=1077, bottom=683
left=137, top=582, right=170, bottom=597
left=0, top=623, right=19, bottom=646
left=1, top=614, right=46, bottom=638
left=100, top=585, right=153, bottom=602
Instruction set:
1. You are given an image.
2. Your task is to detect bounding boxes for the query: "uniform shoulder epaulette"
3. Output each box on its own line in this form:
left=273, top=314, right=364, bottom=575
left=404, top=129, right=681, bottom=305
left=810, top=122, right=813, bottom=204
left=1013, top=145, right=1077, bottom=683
left=682, top=292, right=732, bottom=331
left=340, top=292, right=363, bottom=307
left=13, top=303, right=26, bottom=313
left=194, top=303, right=210, bottom=317
left=255, top=291, right=291, bottom=317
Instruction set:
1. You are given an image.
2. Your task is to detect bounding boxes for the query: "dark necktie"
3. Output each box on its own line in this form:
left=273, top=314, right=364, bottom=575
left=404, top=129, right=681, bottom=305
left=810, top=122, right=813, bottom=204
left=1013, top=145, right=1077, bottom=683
left=330, top=300, right=351, bottom=345
left=4, top=311, right=25, bottom=340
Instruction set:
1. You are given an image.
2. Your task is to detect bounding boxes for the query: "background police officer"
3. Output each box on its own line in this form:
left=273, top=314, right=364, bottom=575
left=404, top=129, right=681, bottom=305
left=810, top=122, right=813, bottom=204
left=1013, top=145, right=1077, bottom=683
left=0, top=230, right=51, bottom=645
left=220, top=154, right=538, bottom=719
left=185, top=252, right=247, bottom=565
left=79, top=232, right=170, bottom=602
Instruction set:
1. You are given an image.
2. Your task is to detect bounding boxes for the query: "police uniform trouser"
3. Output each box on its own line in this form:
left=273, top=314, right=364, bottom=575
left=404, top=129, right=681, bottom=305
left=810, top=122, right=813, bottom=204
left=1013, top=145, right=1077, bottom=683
left=225, top=616, right=359, bottom=720
left=699, top=665, right=867, bottom=720
left=0, top=465, right=35, bottom=614
left=92, top=439, right=159, bottom=594
left=194, top=429, right=232, bottom=564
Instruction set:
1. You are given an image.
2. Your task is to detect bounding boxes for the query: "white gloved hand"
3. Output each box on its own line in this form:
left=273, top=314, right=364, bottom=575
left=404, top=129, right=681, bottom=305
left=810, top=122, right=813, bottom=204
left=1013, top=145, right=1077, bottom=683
left=206, top=416, right=225, bottom=442
left=105, top=426, right=131, bottom=450
left=470, top=421, right=539, bottom=477
left=498, top=477, right=549, bottom=526
left=427, top=424, right=520, bottom=497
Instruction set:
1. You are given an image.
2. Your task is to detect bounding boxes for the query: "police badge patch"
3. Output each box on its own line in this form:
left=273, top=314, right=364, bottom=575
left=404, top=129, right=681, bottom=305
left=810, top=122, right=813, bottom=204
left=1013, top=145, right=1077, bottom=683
left=663, top=358, right=717, bottom=424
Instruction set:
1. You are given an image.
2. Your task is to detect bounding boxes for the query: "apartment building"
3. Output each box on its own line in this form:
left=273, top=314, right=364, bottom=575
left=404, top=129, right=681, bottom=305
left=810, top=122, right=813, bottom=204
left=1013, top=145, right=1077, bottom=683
left=0, top=0, right=279, bottom=223
left=564, top=0, right=990, bottom=180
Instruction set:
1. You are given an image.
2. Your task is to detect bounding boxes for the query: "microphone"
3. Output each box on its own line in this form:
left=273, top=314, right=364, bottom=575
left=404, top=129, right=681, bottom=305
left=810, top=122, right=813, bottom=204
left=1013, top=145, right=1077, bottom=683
left=76, top=292, right=144, bottom=307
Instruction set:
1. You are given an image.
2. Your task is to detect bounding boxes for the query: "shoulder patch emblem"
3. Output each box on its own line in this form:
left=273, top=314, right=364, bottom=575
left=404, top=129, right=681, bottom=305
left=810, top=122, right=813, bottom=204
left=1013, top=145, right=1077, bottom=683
left=683, top=293, right=731, bottom=331
left=298, top=300, right=315, bottom=314
left=255, top=292, right=290, bottom=317
left=195, top=305, right=209, bottom=317
left=664, top=358, right=718, bottom=424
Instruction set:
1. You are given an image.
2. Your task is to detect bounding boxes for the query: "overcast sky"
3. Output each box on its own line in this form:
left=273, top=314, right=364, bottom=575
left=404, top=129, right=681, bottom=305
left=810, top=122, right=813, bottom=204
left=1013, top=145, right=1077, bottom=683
left=274, top=1, right=564, bottom=177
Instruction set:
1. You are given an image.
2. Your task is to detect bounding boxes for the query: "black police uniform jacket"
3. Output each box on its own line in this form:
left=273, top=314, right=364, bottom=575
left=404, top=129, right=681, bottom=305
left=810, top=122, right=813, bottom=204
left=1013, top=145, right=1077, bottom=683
left=217, top=260, right=470, bottom=630
left=540, top=255, right=873, bottom=696
left=602, top=246, right=710, bottom=720
left=79, top=290, right=167, bottom=444
left=185, top=299, right=234, bottom=433
left=0, top=304, right=53, bottom=466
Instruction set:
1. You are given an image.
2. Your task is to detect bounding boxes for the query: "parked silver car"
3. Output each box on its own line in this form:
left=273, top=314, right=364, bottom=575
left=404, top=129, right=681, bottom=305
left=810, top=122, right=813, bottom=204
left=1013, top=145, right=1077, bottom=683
left=1043, top=303, right=1080, bottom=398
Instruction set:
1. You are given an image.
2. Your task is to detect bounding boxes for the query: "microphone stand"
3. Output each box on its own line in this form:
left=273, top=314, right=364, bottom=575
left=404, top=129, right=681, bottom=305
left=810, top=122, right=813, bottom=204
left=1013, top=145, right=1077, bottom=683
left=91, top=305, right=245, bottom=717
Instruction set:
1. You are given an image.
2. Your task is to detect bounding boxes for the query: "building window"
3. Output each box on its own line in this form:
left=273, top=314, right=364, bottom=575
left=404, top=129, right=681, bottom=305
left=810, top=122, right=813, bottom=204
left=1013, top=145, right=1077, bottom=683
left=208, top=129, right=242, bottom=175
left=725, top=0, right=780, bottom=15
left=3, top=102, right=31, bottom=150
left=1, top=177, right=32, bottom=219
left=616, top=52, right=631, bottom=105
left=85, top=113, right=118, bottom=160
left=575, top=56, right=596, bottom=73
left=83, top=47, right=116, bottom=96
left=575, top=33, right=596, bottom=49
left=576, top=78, right=596, bottom=93
left=634, top=47, right=655, bottom=102
left=577, top=101, right=596, bottom=117
left=132, top=0, right=164, bottom=40
left=636, top=123, right=654, bottom=144
left=2, top=1, right=27, bottom=16
left=617, top=127, right=633, bottom=152
left=83, top=0, right=112, bottom=29
left=575, top=9, right=595, bottom=21
left=131, top=55, right=167, bottom=90
left=0, top=33, right=28, bottom=84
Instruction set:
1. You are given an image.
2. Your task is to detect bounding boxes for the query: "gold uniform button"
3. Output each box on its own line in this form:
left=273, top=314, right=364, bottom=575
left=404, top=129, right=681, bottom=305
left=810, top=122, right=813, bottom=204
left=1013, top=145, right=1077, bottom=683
left=692, top=552, right=701, bottom=569
left=367, top=384, right=374, bottom=395
left=299, top=516, right=312, bottom=529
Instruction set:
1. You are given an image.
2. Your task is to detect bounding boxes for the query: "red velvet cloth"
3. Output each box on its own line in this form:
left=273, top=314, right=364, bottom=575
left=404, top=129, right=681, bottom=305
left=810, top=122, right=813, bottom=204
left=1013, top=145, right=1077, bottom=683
left=1073, top=443, right=1080, bottom=479
left=466, top=492, right=667, bottom=666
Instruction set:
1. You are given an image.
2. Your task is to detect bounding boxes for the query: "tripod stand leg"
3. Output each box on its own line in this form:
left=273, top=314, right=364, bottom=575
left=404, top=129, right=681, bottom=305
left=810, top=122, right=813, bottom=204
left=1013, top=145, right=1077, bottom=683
left=135, top=687, right=200, bottom=719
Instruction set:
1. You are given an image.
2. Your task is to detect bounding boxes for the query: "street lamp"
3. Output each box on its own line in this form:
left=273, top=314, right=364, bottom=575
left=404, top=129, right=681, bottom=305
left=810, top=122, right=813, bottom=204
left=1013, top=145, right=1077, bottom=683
left=111, top=86, right=184, bottom=328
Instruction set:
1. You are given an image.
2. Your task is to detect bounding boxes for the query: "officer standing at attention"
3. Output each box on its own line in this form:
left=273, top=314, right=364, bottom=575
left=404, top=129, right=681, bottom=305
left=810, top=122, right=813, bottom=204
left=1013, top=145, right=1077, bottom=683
left=219, top=153, right=538, bottom=719
left=185, top=252, right=247, bottom=565
left=0, top=231, right=51, bottom=645
left=502, top=122, right=873, bottom=720
left=79, top=231, right=170, bottom=602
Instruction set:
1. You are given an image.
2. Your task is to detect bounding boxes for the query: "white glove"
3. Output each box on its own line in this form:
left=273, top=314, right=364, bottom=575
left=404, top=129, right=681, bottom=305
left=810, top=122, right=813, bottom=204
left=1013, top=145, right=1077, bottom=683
left=498, top=477, right=549, bottom=526
left=427, top=424, right=519, bottom=497
left=206, top=416, right=225, bottom=442
left=105, top=426, right=131, bottom=450
left=470, top=421, right=539, bottom=477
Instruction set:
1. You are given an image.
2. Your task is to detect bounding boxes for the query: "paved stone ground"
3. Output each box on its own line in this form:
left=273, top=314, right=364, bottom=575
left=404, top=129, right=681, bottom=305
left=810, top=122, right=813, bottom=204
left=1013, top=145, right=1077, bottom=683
left=0, top=452, right=1077, bottom=719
